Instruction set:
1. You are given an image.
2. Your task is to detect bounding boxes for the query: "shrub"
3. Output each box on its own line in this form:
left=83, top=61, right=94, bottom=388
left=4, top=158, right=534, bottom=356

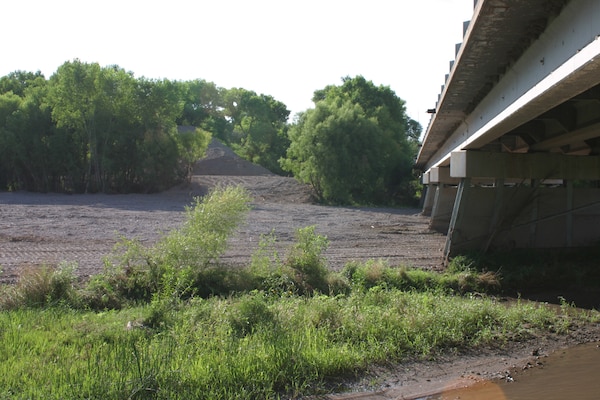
left=343, top=260, right=500, bottom=295
left=92, top=185, right=252, bottom=304
left=0, top=262, right=79, bottom=310
left=156, top=185, right=252, bottom=272
left=228, top=292, right=276, bottom=337
left=285, top=226, right=331, bottom=294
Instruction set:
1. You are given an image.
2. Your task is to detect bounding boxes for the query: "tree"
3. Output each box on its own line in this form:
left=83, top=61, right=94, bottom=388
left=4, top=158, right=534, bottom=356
left=0, top=70, right=46, bottom=97
left=45, top=61, right=189, bottom=193
left=0, top=91, right=22, bottom=189
left=133, top=77, right=185, bottom=191
left=47, top=60, right=111, bottom=192
left=223, top=88, right=290, bottom=174
left=176, top=126, right=212, bottom=184
left=176, top=79, right=229, bottom=140
left=281, top=76, right=419, bottom=205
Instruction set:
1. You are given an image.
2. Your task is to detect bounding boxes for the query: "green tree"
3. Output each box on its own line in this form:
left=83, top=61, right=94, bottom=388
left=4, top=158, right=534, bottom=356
left=0, top=71, right=84, bottom=192
left=0, top=91, right=22, bottom=189
left=133, top=77, right=185, bottom=191
left=0, top=70, right=46, bottom=97
left=223, top=88, right=290, bottom=174
left=176, top=126, right=212, bottom=183
left=281, top=76, right=419, bottom=205
left=47, top=60, right=109, bottom=192
left=176, top=79, right=229, bottom=140
left=45, top=61, right=189, bottom=193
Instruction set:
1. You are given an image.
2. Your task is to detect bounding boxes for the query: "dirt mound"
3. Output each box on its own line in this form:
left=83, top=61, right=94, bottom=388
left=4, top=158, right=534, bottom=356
left=184, top=139, right=315, bottom=204
left=193, top=139, right=274, bottom=176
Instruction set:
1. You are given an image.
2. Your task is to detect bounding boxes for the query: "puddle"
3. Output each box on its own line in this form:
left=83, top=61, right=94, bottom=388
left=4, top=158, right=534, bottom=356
left=423, top=342, right=600, bottom=400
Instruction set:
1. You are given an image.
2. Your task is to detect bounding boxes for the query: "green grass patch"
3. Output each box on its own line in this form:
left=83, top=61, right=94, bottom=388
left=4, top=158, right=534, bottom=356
left=2, top=289, right=594, bottom=399
left=448, top=249, right=600, bottom=294
left=1, top=185, right=598, bottom=398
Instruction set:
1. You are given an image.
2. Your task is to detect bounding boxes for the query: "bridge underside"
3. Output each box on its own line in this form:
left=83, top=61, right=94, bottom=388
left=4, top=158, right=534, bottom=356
left=417, top=0, right=600, bottom=258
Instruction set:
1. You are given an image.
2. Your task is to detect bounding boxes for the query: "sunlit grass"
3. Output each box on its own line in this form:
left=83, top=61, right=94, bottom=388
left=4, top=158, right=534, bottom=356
left=0, top=289, right=591, bottom=399
left=1, top=185, right=598, bottom=398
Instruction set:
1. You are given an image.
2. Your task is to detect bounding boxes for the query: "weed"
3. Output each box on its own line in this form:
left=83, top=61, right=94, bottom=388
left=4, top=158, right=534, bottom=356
left=0, top=262, right=79, bottom=310
left=285, top=225, right=330, bottom=294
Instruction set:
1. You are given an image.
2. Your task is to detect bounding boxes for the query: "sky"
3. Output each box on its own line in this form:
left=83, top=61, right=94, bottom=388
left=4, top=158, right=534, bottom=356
left=1, top=0, right=473, bottom=127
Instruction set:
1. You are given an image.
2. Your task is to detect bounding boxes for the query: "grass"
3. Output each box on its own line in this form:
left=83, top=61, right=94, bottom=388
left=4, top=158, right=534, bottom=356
left=2, top=290, right=594, bottom=399
left=0, top=185, right=598, bottom=398
left=447, top=250, right=600, bottom=295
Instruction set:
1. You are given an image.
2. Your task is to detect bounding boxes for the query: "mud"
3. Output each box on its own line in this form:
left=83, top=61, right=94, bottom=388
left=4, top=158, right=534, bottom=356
left=424, top=341, right=600, bottom=400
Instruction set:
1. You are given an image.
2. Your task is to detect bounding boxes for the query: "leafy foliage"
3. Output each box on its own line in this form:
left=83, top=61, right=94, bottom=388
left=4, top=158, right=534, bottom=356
left=223, top=88, right=291, bottom=174
left=0, top=62, right=211, bottom=193
left=281, top=76, right=420, bottom=205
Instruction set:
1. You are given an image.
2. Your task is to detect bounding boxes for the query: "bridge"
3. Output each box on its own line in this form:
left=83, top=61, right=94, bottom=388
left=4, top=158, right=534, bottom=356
left=416, top=0, right=600, bottom=257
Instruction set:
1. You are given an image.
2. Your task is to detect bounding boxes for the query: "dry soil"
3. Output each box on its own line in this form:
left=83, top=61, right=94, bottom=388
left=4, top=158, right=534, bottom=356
left=1, top=139, right=598, bottom=399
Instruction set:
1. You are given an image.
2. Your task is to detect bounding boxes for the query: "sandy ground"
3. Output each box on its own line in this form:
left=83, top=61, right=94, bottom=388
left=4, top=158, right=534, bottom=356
left=0, top=140, right=446, bottom=283
left=1, top=139, right=599, bottom=399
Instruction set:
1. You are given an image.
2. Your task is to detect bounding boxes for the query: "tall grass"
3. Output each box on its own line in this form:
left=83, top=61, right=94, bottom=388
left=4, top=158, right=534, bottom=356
left=1, top=185, right=598, bottom=398
left=1, top=289, right=590, bottom=399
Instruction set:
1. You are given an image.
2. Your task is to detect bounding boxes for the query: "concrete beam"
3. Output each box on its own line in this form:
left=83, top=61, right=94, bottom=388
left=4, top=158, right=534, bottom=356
left=530, top=121, right=600, bottom=152
left=450, top=150, right=600, bottom=180
left=429, top=167, right=461, bottom=185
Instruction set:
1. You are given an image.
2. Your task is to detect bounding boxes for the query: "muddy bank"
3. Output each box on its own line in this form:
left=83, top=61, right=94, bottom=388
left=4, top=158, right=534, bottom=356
left=325, top=323, right=600, bottom=399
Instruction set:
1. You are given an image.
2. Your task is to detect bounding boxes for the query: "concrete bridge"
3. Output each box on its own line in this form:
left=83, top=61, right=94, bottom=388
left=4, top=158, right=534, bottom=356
left=416, top=0, right=600, bottom=257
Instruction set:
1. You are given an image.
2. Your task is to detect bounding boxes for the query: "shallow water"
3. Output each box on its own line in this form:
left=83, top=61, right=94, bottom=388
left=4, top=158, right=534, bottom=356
left=425, top=342, right=600, bottom=400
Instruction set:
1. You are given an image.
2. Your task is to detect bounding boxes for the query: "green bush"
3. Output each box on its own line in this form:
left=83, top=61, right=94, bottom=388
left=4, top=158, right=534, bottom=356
left=88, top=185, right=252, bottom=305
left=0, top=263, right=79, bottom=310
left=228, top=292, right=277, bottom=337
left=285, top=226, right=331, bottom=294
left=156, top=185, right=252, bottom=272
left=343, top=259, right=500, bottom=294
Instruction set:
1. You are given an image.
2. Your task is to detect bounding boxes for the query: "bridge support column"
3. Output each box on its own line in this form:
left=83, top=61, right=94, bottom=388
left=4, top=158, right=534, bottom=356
left=430, top=184, right=458, bottom=233
left=443, top=151, right=600, bottom=257
left=421, top=184, right=435, bottom=216
left=426, top=167, right=460, bottom=233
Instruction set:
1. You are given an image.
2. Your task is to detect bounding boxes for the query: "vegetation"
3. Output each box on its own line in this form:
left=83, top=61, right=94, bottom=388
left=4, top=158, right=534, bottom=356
left=1, top=186, right=598, bottom=399
left=447, top=251, right=600, bottom=296
left=1, top=65, right=423, bottom=205
left=2, top=289, right=590, bottom=399
left=0, top=64, right=212, bottom=193
left=0, top=64, right=292, bottom=193
left=281, top=76, right=421, bottom=205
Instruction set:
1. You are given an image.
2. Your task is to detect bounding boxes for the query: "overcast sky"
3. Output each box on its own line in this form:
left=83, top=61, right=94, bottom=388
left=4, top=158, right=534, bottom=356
left=2, top=0, right=473, bottom=127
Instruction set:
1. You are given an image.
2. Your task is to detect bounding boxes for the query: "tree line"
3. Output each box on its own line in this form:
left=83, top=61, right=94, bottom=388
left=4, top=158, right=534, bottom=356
left=0, top=60, right=421, bottom=204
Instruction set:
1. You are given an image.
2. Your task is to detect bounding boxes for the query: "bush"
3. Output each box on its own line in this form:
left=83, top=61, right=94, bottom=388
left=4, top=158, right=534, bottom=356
left=343, top=259, right=500, bottom=295
left=285, top=226, right=331, bottom=294
left=0, top=262, right=79, bottom=310
left=156, top=185, right=252, bottom=271
left=92, top=185, right=252, bottom=304
left=228, top=292, right=276, bottom=337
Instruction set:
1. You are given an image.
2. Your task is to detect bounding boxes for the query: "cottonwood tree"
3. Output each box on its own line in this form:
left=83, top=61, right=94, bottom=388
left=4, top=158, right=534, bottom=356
left=281, top=76, right=420, bottom=205
left=223, top=88, right=290, bottom=174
